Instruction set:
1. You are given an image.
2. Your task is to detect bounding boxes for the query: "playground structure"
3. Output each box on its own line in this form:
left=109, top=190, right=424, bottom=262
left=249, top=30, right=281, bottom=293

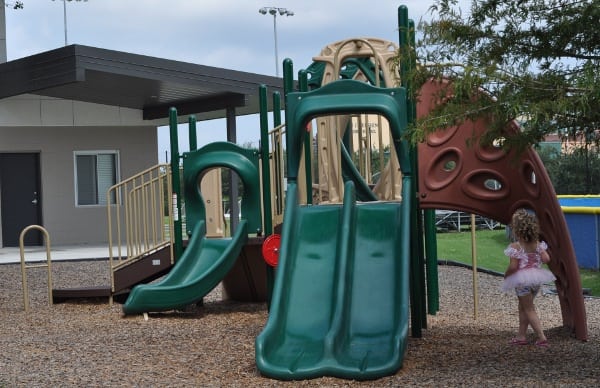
left=256, top=5, right=587, bottom=379
left=38, top=3, right=587, bottom=382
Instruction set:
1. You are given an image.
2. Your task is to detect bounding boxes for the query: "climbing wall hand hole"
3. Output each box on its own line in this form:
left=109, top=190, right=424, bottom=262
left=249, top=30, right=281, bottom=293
left=424, top=148, right=462, bottom=191
left=520, top=160, right=540, bottom=198
left=460, top=169, right=508, bottom=200
left=426, top=126, right=458, bottom=147
left=475, top=136, right=507, bottom=162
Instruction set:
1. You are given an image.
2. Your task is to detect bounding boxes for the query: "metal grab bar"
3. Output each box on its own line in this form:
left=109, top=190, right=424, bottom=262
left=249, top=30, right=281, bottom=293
left=19, top=225, right=53, bottom=312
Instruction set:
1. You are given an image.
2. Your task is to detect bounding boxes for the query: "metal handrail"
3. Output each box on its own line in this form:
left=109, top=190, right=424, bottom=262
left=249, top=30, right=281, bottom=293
left=20, top=225, right=53, bottom=312
left=107, top=164, right=174, bottom=292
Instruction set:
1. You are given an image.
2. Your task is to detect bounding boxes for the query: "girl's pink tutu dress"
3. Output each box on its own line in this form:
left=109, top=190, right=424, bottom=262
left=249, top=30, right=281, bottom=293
left=501, top=241, right=556, bottom=294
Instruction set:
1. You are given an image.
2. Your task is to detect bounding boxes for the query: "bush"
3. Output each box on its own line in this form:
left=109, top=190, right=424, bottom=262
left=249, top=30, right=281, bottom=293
left=537, top=145, right=600, bottom=194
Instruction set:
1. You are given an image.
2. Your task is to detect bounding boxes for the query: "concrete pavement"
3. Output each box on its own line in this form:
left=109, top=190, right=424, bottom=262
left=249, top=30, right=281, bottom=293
left=0, top=244, right=111, bottom=264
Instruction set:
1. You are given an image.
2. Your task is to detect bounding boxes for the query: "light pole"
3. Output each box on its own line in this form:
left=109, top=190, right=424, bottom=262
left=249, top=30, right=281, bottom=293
left=52, top=0, right=88, bottom=46
left=259, top=7, right=293, bottom=77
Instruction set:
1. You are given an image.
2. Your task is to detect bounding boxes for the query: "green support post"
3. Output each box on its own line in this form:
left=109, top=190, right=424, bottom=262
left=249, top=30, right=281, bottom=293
left=283, top=58, right=296, bottom=188
left=169, top=107, right=184, bottom=259
left=273, top=92, right=282, bottom=134
left=410, top=17, right=428, bottom=329
left=299, top=69, right=313, bottom=204
left=259, top=85, right=282, bottom=306
left=259, top=86, right=273, bottom=236
left=412, top=14, right=440, bottom=315
left=399, top=4, right=424, bottom=338
left=273, top=91, right=283, bottom=218
left=425, top=209, right=440, bottom=314
left=269, top=89, right=285, bottom=306
left=406, top=17, right=436, bottom=319
left=188, top=115, right=197, bottom=151
left=283, top=59, right=294, bottom=97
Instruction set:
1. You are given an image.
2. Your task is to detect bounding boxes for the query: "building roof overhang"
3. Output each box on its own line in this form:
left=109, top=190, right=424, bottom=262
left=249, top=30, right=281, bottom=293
left=0, top=44, right=285, bottom=122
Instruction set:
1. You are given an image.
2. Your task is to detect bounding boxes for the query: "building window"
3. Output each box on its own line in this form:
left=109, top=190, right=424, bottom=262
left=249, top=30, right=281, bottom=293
left=74, top=151, right=119, bottom=206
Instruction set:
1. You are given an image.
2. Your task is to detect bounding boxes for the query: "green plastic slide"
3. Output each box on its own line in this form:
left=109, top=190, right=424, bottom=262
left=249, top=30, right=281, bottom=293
left=255, top=181, right=411, bottom=380
left=122, top=220, right=248, bottom=315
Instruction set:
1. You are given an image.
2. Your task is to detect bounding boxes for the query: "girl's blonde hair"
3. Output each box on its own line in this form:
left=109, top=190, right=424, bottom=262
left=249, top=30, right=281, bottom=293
left=511, top=208, right=539, bottom=243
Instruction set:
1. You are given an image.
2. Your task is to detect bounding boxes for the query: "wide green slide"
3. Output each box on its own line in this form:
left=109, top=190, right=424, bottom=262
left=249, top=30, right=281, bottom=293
left=255, top=180, right=411, bottom=380
left=122, top=220, right=248, bottom=315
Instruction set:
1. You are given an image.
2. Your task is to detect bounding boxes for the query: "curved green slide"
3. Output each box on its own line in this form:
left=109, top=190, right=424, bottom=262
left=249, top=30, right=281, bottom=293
left=255, top=180, right=412, bottom=380
left=123, top=141, right=261, bottom=315
left=122, top=220, right=248, bottom=314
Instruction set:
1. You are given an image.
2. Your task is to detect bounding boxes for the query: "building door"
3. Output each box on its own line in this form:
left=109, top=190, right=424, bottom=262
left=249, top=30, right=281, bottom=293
left=0, top=153, right=42, bottom=246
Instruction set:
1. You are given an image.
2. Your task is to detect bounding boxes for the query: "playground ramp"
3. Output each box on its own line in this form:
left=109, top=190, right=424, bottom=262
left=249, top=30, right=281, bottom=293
left=122, top=220, right=248, bottom=315
left=255, top=182, right=411, bottom=380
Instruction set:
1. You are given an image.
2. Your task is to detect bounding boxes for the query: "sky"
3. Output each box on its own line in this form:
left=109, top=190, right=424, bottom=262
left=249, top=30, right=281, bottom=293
left=4, top=0, right=465, bottom=162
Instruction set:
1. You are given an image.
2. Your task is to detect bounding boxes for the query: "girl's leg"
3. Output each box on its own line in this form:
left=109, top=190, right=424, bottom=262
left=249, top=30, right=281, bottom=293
left=517, top=298, right=529, bottom=339
left=518, top=293, right=547, bottom=342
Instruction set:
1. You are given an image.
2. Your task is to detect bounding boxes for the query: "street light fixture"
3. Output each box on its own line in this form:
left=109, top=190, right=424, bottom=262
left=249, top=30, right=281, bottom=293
left=259, top=6, right=294, bottom=77
left=52, top=0, right=88, bottom=46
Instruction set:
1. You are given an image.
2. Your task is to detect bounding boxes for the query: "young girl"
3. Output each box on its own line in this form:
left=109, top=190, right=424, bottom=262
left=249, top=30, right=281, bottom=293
left=502, top=208, right=555, bottom=347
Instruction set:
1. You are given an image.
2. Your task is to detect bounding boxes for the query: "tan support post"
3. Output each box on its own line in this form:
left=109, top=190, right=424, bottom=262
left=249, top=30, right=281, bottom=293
left=20, top=225, right=53, bottom=312
left=470, top=214, right=479, bottom=320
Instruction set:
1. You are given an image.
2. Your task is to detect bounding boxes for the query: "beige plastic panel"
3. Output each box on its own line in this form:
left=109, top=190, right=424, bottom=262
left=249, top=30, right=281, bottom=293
left=310, top=38, right=402, bottom=203
left=201, top=168, right=224, bottom=237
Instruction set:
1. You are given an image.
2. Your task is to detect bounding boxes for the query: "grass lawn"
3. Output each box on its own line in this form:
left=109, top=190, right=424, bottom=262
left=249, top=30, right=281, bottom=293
left=435, top=228, right=600, bottom=296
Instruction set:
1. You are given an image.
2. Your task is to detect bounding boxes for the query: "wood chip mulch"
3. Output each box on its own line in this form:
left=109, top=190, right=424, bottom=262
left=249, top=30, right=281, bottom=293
left=1, top=260, right=598, bottom=387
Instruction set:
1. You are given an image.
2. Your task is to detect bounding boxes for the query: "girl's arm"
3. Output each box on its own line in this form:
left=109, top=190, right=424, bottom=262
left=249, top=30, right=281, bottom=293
left=504, top=257, right=519, bottom=278
left=540, top=249, right=551, bottom=264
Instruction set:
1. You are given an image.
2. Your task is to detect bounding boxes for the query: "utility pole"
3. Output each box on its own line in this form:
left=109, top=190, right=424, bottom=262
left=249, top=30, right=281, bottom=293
left=52, top=0, right=88, bottom=46
left=0, top=1, right=24, bottom=63
left=258, top=7, right=294, bottom=77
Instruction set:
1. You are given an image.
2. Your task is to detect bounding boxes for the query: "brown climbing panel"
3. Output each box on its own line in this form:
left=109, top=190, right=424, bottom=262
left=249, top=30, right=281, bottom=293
left=417, top=79, right=587, bottom=341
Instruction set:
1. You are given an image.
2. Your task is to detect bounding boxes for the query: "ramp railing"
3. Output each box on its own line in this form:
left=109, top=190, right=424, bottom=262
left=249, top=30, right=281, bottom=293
left=107, top=164, right=174, bottom=291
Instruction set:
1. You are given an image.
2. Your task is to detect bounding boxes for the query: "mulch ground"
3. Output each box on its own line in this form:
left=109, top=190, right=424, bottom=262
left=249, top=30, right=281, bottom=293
left=0, top=260, right=598, bottom=387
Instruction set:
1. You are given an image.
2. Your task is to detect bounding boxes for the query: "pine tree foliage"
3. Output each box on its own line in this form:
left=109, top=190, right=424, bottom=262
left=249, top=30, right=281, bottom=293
left=409, top=0, right=600, bottom=152
left=3, top=1, right=23, bottom=9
